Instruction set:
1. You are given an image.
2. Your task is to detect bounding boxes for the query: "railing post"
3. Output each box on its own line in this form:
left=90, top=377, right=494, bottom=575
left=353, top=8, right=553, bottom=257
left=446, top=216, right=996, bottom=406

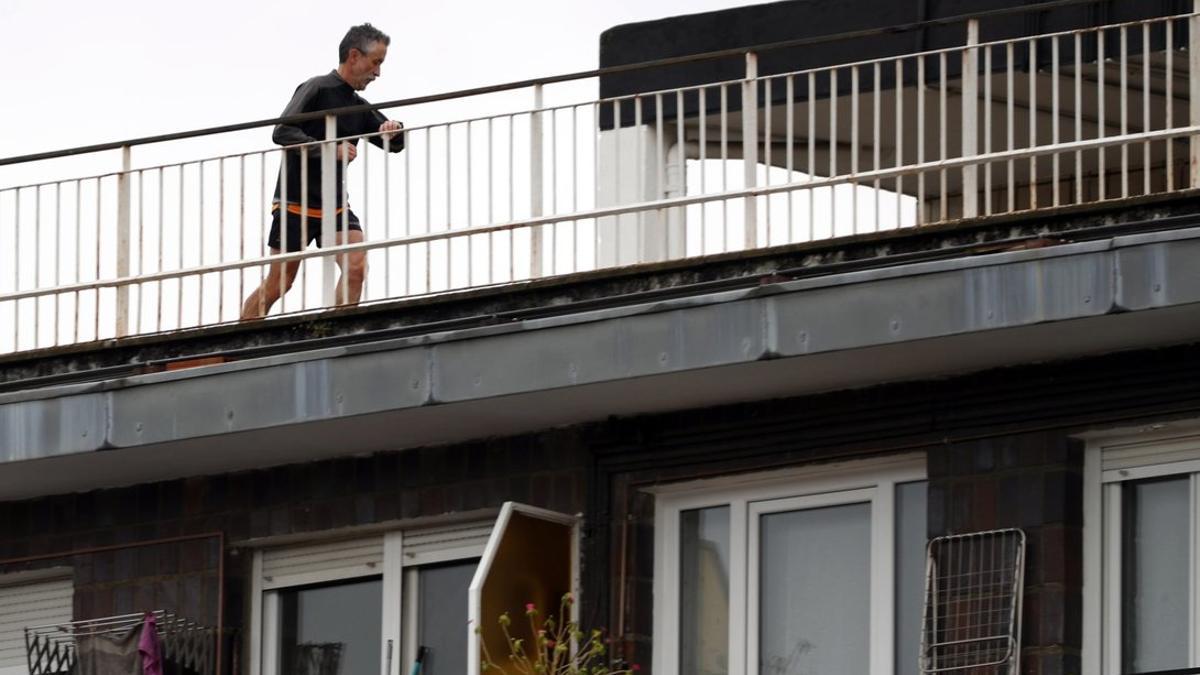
left=530, top=84, right=545, bottom=278
left=321, top=114, right=338, bottom=306
left=1191, top=1, right=1200, bottom=187
left=742, top=52, right=759, bottom=249
left=115, top=145, right=132, bottom=337
left=962, top=19, right=980, bottom=218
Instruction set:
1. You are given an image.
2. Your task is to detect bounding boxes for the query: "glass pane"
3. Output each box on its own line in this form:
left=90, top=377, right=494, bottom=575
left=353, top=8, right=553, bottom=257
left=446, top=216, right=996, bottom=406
left=1121, top=476, right=1190, bottom=674
left=895, top=481, right=928, bottom=675
left=279, top=577, right=382, bottom=675
left=681, top=506, right=731, bottom=675
left=416, top=559, right=478, bottom=675
left=760, top=502, right=870, bottom=675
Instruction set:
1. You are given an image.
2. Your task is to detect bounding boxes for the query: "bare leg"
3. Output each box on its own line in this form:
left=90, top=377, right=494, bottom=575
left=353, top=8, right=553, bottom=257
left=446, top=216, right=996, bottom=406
left=240, top=250, right=300, bottom=320
left=333, top=229, right=367, bottom=306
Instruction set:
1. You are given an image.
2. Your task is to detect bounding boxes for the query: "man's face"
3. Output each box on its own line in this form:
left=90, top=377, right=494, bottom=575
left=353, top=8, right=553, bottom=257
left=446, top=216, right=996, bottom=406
left=346, top=41, right=388, bottom=90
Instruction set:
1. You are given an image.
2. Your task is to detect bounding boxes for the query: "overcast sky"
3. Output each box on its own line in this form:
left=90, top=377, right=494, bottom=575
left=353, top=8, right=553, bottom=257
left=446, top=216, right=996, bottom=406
left=0, top=0, right=770, bottom=167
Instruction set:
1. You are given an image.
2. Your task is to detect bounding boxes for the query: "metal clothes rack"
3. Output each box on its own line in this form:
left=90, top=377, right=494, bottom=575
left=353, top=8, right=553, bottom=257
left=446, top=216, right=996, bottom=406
left=24, top=609, right=217, bottom=675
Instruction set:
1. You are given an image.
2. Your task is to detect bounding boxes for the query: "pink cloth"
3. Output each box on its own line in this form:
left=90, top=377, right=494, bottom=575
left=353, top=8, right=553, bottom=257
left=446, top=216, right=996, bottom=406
left=138, top=613, right=163, bottom=675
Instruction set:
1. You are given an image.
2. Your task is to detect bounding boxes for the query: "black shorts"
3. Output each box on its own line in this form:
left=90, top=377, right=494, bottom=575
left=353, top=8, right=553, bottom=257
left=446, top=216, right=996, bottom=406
left=267, top=206, right=362, bottom=252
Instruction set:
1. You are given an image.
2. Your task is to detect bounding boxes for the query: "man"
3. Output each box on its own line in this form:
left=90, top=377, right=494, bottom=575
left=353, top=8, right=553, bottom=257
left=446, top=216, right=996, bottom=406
left=240, top=23, right=404, bottom=320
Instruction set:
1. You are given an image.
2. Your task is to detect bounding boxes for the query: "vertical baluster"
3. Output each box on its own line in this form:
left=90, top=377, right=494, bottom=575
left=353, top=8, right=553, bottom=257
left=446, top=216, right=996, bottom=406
left=808, top=71, right=816, bottom=239
left=1029, top=38, right=1039, bottom=210
left=1052, top=34, right=1061, bottom=207
left=1008, top=42, right=1016, bottom=212
left=939, top=51, right=948, bottom=222
left=721, top=83, right=730, bottom=249
left=851, top=66, right=859, bottom=234
left=830, top=67, right=838, bottom=230
left=54, top=182, right=62, bottom=344
left=699, top=87, right=708, bottom=254
left=765, top=77, right=774, bottom=240
left=918, top=55, right=926, bottom=224
left=786, top=74, right=795, bottom=239
left=530, top=90, right=545, bottom=280
left=486, top=118, right=493, bottom=284
left=426, top=127, right=433, bottom=291
left=1121, top=25, right=1129, bottom=198
left=218, top=158, right=225, bottom=321
left=198, top=160, right=207, bottom=324
left=655, top=93, right=665, bottom=260
left=985, top=44, right=994, bottom=216
left=33, top=186, right=40, bottom=346
left=873, top=61, right=881, bottom=231
left=466, top=119, right=473, bottom=287
left=743, top=52, right=759, bottom=249
left=1143, top=22, right=1152, bottom=195
left=1166, top=19, right=1175, bottom=193
left=1099, top=28, right=1107, bottom=201
left=1076, top=32, right=1084, bottom=204
left=896, top=59, right=904, bottom=227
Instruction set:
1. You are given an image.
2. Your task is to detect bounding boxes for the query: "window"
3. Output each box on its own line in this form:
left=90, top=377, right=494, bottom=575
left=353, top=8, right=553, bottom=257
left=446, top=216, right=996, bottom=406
left=653, top=454, right=926, bottom=675
left=251, top=505, right=578, bottom=675
left=0, top=570, right=73, bottom=675
left=1084, top=430, right=1200, bottom=675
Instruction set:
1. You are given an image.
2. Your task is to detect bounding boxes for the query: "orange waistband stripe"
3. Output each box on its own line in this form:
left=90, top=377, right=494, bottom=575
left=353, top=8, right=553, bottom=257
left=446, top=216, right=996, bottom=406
left=272, top=203, right=346, bottom=218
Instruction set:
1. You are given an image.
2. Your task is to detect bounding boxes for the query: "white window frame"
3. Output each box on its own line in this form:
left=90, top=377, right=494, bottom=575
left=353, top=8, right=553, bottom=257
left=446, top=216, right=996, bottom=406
left=249, top=524, right=491, bottom=675
left=651, top=453, right=925, bottom=675
left=1083, top=426, right=1200, bottom=675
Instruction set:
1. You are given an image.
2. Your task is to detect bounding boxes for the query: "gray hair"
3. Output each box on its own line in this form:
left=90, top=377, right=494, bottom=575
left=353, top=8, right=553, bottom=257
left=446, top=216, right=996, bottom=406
left=339, top=23, right=390, bottom=63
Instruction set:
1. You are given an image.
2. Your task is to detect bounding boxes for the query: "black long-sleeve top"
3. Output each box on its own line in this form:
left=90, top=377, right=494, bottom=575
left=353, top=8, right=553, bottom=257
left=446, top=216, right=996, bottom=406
left=272, top=71, right=404, bottom=211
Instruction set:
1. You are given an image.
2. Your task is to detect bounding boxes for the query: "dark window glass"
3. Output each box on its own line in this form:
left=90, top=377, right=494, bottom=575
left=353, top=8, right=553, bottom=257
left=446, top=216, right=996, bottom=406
left=416, top=560, right=478, bottom=675
left=279, top=577, right=382, bottom=675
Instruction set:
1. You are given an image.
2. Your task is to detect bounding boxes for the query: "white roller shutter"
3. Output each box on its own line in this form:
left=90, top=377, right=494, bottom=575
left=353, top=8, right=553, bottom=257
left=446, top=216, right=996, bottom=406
left=0, top=577, right=73, bottom=672
left=261, top=536, right=384, bottom=590
left=401, top=522, right=493, bottom=566
left=1099, top=427, right=1200, bottom=475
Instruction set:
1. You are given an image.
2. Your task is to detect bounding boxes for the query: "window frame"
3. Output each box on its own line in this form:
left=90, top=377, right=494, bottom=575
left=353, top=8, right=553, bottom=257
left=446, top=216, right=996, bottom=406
left=1083, top=427, right=1200, bottom=675
left=249, top=523, right=492, bottom=675
left=651, top=453, right=925, bottom=675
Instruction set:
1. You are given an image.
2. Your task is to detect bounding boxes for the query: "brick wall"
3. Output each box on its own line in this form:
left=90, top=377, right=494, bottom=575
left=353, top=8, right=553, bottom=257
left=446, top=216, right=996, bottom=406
left=0, top=429, right=588, bottom=644
left=928, top=434, right=1084, bottom=675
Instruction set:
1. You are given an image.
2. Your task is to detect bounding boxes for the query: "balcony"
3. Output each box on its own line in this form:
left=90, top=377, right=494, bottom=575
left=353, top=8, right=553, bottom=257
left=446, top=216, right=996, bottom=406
left=1, top=3, right=1197, bottom=356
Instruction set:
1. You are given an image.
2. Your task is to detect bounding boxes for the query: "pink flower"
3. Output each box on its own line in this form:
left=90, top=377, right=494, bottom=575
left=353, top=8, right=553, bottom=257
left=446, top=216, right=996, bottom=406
left=631, top=665, right=642, bottom=672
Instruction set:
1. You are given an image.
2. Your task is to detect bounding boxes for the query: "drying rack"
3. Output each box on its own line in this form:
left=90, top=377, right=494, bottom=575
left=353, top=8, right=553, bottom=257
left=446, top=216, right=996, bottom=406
left=24, top=609, right=217, bottom=675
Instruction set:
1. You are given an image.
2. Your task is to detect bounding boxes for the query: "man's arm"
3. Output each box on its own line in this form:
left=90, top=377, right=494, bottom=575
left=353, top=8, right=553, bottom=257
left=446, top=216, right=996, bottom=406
left=272, top=79, right=321, bottom=146
left=366, top=109, right=405, bottom=153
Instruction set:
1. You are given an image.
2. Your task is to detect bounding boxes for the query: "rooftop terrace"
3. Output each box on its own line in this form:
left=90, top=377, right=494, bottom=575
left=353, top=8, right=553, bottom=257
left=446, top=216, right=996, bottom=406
left=2, top=0, right=1197, bottom=362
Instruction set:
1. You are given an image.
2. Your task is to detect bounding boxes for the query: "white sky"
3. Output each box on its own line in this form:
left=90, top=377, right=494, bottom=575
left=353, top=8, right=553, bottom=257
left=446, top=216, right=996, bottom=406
left=0, top=0, right=770, bottom=164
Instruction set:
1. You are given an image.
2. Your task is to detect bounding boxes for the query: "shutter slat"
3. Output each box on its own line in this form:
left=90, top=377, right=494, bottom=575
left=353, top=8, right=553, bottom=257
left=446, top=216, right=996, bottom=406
left=262, top=536, right=384, bottom=589
left=1102, top=439, right=1200, bottom=471
left=402, top=523, right=492, bottom=565
left=0, top=578, right=72, bottom=669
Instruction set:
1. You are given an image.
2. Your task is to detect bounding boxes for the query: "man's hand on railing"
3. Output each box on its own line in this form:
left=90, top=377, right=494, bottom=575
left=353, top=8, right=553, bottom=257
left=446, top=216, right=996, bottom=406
left=379, top=119, right=403, bottom=141
left=337, top=141, right=358, bottom=163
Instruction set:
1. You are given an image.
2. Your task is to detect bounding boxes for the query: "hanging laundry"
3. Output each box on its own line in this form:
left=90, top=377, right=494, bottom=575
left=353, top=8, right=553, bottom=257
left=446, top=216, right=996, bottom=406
left=74, top=626, right=141, bottom=675
left=138, top=613, right=163, bottom=675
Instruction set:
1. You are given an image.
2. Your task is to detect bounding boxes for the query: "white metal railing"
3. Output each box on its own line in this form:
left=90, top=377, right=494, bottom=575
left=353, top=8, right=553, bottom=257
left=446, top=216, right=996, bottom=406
left=2, top=8, right=1199, bottom=355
